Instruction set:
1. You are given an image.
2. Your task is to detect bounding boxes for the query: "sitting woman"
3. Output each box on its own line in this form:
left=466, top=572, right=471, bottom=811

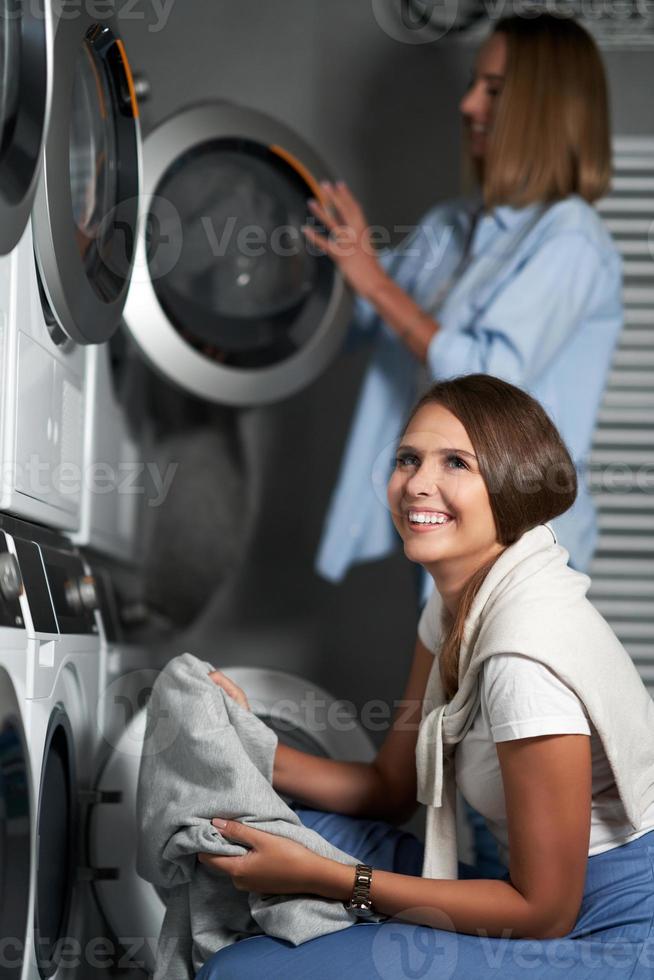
left=197, top=374, right=654, bottom=979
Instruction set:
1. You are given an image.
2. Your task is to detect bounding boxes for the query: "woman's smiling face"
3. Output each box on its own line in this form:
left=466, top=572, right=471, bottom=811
left=388, top=402, right=502, bottom=577
left=459, top=31, right=507, bottom=161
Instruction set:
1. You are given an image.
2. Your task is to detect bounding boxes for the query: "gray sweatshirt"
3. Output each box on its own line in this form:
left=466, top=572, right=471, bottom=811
left=136, top=653, right=386, bottom=980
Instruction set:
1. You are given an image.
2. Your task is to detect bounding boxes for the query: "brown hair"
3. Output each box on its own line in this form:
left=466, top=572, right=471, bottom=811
left=404, top=374, right=577, bottom=700
left=469, top=13, right=612, bottom=208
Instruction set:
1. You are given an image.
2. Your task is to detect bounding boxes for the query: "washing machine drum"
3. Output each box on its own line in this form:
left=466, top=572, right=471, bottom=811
left=0, top=668, right=31, bottom=979
left=123, top=103, right=353, bottom=405
left=0, top=0, right=49, bottom=255
left=32, top=9, right=140, bottom=344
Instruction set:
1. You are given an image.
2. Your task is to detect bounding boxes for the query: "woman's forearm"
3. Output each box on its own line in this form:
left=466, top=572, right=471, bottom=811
left=273, top=743, right=405, bottom=823
left=312, top=862, right=569, bottom=940
left=363, top=274, right=441, bottom=363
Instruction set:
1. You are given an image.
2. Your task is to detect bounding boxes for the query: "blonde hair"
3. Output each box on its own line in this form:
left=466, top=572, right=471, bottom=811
left=468, top=14, right=612, bottom=208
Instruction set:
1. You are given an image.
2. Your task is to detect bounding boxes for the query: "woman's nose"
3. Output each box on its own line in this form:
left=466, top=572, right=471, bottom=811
left=406, top=464, right=439, bottom=497
left=460, top=83, right=484, bottom=120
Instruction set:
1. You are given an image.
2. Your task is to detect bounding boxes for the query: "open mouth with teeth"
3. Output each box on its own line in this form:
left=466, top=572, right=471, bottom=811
left=407, top=510, right=453, bottom=529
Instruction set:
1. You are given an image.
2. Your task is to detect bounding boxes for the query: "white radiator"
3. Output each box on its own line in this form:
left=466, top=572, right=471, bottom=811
left=591, top=137, right=654, bottom=698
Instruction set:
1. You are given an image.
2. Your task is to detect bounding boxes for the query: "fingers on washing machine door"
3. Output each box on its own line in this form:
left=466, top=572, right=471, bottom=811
left=122, top=102, right=353, bottom=406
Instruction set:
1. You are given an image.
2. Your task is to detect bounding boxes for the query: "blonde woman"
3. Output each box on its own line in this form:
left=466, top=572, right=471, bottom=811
left=307, top=13, right=622, bottom=594
left=196, top=376, right=654, bottom=979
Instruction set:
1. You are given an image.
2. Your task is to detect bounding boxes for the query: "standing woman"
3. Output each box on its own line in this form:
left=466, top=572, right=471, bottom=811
left=305, top=13, right=623, bottom=590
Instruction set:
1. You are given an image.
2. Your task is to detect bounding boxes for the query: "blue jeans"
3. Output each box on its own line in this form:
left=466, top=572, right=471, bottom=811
left=196, top=806, right=654, bottom=979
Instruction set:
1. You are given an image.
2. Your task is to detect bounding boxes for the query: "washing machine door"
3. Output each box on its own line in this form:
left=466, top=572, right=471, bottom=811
left=33, top=706, right=78, bottom=979
left=32, top=5, right=140, bottom=344
left=0, top=0, right=50, bottom=255
left=123, top=102, right=353, bottom=405
left=0, top=667, right=32, bottom=979
left=90, top=664, right=375, bottom=975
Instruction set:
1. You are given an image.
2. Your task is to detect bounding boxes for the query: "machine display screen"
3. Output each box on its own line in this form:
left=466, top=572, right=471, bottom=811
left=12, top=538, right=58, bottom=636
left=39, top=546, right=97, bottom=636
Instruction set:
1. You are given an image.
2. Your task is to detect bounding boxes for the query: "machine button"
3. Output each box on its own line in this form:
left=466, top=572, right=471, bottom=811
left=78, top=575, right=99, bottom=612
left=64, top=575, right=99, bottom=614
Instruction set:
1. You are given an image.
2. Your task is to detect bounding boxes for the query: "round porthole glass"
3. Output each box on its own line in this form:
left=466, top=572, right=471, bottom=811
left=148, top=138, right=334, bottom=369
left=68, top=25, right=138, bottom=305
left=34, top=712, right=76, bottom=979
left=0, top=710, right=31, bottom=980
left=33, top=14, right=140, bottom=343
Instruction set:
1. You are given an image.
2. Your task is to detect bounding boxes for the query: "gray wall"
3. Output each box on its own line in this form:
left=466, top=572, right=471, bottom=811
left=119, top=1, right=653, bottom=759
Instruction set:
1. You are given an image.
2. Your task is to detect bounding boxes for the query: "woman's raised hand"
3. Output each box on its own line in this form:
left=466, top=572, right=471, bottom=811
left=208, top=669, right=251, bottom=712
left=302, top=181, right=387, bottom=300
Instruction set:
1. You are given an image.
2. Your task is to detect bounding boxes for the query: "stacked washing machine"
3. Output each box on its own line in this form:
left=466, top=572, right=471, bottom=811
left=0, top=3, right=369, bottom=976
left=0, top=1, right=143, bottom=976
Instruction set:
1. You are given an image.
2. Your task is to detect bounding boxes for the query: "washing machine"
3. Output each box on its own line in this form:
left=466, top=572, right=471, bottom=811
left=0, top=514, right=103, bottom=979
left=71, top=341, right=144, bottom=563
left=88, top=657, right=376, bottom=976
left=0, top=0, right=51, bottom=256
left=0, top=2, right=141, bottom=537
left=123, top=102, right=353, bottom=406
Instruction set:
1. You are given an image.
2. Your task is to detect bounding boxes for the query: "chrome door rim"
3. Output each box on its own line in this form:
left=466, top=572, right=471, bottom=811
left=123, top=102, right=352, bottom=406
left=32, top=7, right=141, bottom=345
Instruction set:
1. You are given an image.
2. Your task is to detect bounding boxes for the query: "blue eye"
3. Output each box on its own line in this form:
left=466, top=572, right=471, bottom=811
left=395, top=453, right=419, bottom=468
left=446, top=454, right=468, bottom=470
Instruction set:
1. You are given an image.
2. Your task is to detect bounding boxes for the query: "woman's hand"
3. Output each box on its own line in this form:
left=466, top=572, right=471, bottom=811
left=198, top=818, right=327, bottom=895
left=207, top=670, right=251, bottom=712
left=302, top=181, right=388, bottom=300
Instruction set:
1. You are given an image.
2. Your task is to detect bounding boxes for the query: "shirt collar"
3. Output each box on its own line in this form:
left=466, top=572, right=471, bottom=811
left=465, top=190, right=542, bottom=231
left=491, top=201, right=541, bottom=230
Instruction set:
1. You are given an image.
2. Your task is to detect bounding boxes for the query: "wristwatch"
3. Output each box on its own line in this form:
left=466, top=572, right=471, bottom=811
left=343, top=863, right=376, bottom=919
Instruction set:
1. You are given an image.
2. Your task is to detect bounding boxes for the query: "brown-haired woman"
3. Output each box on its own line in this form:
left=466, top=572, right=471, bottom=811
left=198, top=374, right=654, bottom=979
left=308, top=13, right=622, bottom=597
left=309, top=10, right=623, bottom=886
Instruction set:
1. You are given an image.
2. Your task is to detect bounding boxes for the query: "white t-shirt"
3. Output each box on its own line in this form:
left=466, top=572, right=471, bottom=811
left=418, top=609, right=654, bottom=868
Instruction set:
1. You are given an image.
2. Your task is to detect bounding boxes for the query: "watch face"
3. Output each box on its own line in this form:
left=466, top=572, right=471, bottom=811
left=353, top=904, right=375, bottom=919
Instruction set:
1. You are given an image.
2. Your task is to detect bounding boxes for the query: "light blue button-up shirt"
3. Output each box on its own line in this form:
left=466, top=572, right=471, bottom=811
left=315, top=193, right=623, bottom=586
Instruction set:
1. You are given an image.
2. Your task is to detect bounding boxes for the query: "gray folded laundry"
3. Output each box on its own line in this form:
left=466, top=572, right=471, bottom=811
left=136, top=652, right=386, bottom=980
